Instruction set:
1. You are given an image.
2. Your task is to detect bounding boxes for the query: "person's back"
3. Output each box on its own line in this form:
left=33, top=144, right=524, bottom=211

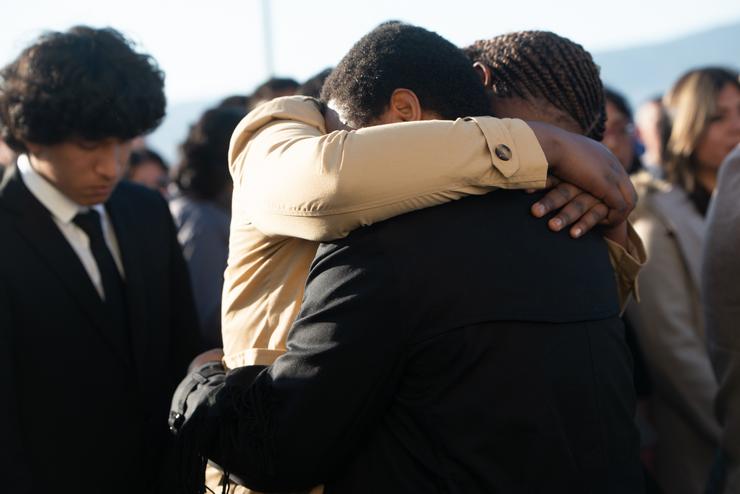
left=303, top=190, right=641, bottom=493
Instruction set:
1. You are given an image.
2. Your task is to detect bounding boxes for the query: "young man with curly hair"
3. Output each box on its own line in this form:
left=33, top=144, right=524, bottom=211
left=0, top=26, right=203, bottom=493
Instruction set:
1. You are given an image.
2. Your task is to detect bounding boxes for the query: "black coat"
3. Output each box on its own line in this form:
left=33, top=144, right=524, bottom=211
left=0, top=166, right=203, bottom=493
left=199, top=190, right=644, bottom=493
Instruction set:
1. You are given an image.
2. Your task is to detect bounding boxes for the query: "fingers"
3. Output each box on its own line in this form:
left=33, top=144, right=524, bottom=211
left=545, top=193, right=604, bottom=234
left=531, top=181, right=582, bottom=218
left=535, top=127, right=636, bottom=225
left=568, top=203, right=609, bottom=238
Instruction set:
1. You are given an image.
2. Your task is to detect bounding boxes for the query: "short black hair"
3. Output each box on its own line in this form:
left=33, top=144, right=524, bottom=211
left=249, top=77, right=300, bottom=109
left=0, top=26, right=166, bottom=152
left=296, top=68, right=333, bottom=99
left=321, top=22, right=490, bottom=128
left=218, top=94, right=251, bottom=111
left=603, top=87, right=633, bottom=122
left=173, top=106, right=246, bottom=201
left=127, top=148, right=168, bottom=175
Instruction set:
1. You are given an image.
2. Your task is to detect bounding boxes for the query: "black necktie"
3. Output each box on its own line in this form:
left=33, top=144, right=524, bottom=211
left=73, top=209, right=131, bottom=356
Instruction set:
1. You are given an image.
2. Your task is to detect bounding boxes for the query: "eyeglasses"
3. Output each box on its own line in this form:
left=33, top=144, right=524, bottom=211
left=604, top=121, right=635, bottom=138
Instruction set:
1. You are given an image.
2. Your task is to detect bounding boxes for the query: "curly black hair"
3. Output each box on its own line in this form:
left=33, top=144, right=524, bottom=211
left=321, top=22, right=490, bottom=128
left=0, top=26, right=166, bottom=152
left=173, top=106, right=246, bottom=201
left=464, top=31, right=605, bottom=141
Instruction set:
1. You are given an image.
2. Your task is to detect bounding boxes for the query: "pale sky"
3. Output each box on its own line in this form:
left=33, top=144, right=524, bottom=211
left=3, top=0, right=740, bottom=104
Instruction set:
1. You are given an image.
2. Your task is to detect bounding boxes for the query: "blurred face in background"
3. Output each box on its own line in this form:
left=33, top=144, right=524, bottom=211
left=664, top=68, right=740, bottom=192
left=635, top=100, right=664, bottom=166
left=128, top=159, right=169, bottom=195
left=603, top=100, right=636, bottom=172
left=693, top=82, right=740, bottom=170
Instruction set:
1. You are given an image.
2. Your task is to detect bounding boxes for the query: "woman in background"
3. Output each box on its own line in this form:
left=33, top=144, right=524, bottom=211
left=627, top=67, right=740, bottom=494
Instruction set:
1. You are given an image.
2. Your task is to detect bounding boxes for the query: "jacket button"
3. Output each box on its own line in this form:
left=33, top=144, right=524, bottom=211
left=494, top=144, right=512, bottom=161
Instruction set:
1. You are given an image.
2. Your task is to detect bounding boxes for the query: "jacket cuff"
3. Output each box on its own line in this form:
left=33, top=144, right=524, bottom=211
left=467, top=117, right=548, bottom=189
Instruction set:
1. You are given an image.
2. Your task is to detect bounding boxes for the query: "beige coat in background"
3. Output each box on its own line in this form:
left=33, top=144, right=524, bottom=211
left=627, top=173, right=721, bottom=494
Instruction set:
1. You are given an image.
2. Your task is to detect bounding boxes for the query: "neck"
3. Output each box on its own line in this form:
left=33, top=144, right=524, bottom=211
left=695, top=167, right=717, bottom=193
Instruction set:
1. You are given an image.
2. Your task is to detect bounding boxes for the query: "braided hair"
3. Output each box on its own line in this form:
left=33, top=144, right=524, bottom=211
left=464, top=31, right=605, bottom=141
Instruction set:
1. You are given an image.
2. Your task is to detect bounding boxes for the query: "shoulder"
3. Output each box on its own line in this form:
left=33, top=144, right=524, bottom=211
left=115, top=179, right=166, bottom=203
left=169, top=195, right=229, bottom=237
left=633, top=181, right=696, bottom=231
left=321, top=192, right=619, bottom=321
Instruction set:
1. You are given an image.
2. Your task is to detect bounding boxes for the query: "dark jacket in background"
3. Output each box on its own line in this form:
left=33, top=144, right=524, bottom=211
left=197, top=191, right=643, bottom=494
left=0, top=165, right=203, bottom=493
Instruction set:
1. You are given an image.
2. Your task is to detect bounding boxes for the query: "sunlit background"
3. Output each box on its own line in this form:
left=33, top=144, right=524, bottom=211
left=3, top=0, right=739, bottom=161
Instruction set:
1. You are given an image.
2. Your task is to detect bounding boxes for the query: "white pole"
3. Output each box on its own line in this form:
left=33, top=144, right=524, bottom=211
left=262, top=0, right=275, bottom=77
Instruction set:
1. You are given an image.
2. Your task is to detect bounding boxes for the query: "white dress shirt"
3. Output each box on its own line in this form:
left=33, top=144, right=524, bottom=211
left=17, top=155, right=125, bottom=299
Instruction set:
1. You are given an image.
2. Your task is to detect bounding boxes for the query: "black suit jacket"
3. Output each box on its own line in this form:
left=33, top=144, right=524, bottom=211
left=0, top=166, right=203, bottom=493
left=196, top=191, right=643, bottom=493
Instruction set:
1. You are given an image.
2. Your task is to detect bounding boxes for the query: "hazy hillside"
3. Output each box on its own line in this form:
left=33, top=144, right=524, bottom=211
left=147, top=21, right=740, bottom=162
left=595, top=20, right=740, bottom=108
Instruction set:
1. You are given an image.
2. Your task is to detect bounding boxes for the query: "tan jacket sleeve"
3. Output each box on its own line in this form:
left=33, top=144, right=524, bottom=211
left=605, top=222, right=647, bottom=313
left=229, top=96, right=548, bottom=241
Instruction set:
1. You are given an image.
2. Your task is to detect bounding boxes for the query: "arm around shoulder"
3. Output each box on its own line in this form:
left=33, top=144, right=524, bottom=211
left=231, top=96, right=548, bottom=241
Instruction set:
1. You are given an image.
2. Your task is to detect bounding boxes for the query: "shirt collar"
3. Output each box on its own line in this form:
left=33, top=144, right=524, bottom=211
left=16, top=154, right=102, bottom=223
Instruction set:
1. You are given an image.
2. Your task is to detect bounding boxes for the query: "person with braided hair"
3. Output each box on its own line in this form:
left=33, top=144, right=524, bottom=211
left=464, top=30, right=606, bottom=141
left=465, top=29, right=660, bottom=491
left=465, top=30, right=642, bottom=287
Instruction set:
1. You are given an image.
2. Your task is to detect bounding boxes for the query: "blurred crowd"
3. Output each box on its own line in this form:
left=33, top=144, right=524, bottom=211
left=0, top=21, right=739, bottom=494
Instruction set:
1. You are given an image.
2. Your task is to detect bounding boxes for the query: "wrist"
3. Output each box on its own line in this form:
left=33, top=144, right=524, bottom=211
left=603, top=222, right=629, bottom=248
left=526, top=120, right=563, bottom=172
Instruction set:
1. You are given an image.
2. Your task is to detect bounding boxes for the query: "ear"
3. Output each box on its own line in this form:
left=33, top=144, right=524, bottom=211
left=473, top=61, right=492, bottom=88
left=388, top=88, right=423, bottom=122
